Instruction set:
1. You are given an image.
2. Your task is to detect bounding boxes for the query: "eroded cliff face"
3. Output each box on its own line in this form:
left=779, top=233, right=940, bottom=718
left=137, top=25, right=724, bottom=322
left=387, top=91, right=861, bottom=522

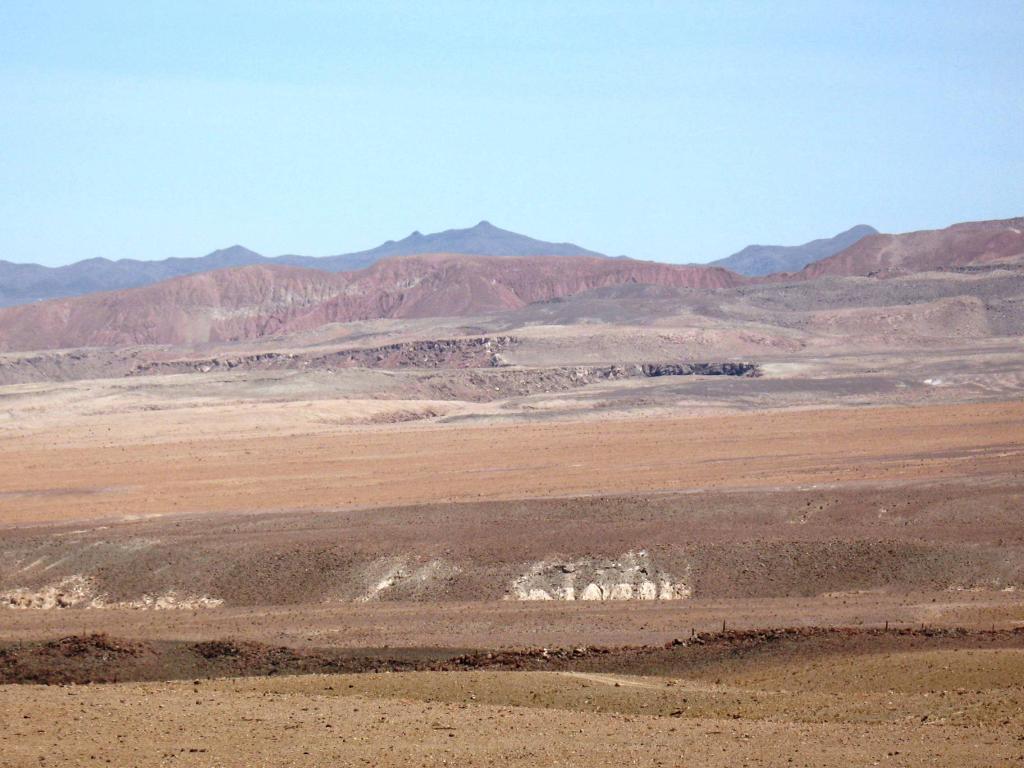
left=641, top=362, right=759, bottom=377
left=127, top=337, right=520, bottom=376
left=508, top=551, right=692, bottom=602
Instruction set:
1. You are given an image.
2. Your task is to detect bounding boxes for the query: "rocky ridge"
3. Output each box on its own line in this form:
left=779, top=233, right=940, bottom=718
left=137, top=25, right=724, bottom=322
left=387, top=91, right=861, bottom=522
left=0, top=254, right=745, bottom=352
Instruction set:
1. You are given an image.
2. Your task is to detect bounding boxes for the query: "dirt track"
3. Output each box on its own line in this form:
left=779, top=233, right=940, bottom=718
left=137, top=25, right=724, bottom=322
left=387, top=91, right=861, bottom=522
left=2, top=401, right=1022, bottom=526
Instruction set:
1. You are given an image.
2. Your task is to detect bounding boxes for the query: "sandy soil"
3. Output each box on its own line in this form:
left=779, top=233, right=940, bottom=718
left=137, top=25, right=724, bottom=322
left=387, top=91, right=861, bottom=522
left=3, top=647, right=1022, bottom=767
left=1, top=401, right=1021, bottom=526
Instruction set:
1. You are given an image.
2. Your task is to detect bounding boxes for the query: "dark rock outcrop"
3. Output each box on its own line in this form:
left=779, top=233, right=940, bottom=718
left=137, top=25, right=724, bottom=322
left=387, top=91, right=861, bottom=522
left=641, top=362, right=760, bottom=377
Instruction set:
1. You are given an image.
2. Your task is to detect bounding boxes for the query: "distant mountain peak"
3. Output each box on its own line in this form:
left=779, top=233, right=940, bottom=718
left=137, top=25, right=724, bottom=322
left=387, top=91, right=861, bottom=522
left=209, top=244, right=261, bottom=258
left=277, top=221, right=607, bottom=273
left=709, top=225, right=879, bottom=277
left=0, top=222, right=606, bottom=307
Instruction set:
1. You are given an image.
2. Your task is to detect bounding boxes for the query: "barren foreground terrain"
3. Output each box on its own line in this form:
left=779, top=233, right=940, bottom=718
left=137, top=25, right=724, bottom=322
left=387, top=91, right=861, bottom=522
left=3, top=395, right=1023, bottom=765
left=2, top=267, right=1023, bottom=765
left=3, top=635, right=1023, bottom=767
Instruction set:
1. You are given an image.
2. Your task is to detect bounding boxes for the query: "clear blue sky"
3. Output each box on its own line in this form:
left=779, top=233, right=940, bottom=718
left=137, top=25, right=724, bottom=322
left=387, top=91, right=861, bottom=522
left=2, top=1, right=1022, bottom=267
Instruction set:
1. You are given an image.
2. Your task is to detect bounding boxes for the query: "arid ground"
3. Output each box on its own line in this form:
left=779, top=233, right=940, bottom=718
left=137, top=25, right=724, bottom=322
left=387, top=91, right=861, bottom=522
left=2, top=271, right=1024, bottom=766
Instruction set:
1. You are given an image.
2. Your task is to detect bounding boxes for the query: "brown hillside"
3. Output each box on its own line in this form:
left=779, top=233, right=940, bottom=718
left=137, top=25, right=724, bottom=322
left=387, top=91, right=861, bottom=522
left=0, top=254, right=745, bottom=351
left=797, top=217, right=1024, bottom=279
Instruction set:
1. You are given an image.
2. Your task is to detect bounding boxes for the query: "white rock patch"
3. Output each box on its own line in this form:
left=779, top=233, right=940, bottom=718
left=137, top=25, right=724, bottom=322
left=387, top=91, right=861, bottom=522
left=579, top=583, right=604, bottom=601
left=358, top=557, right=460, bottom=602
left=509, top=551, right=692, bottom=601
left=1, top=575, right=222, bottom=610
left=115, top=591, right=224, bottom=610
left=1, top=575, right=101, bottom=609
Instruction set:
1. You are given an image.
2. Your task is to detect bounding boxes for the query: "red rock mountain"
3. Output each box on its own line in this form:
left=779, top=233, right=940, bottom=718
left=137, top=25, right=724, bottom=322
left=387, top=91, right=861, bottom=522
left=0, top=254, right=745, bottom=351
left=796, top=217, right=1024, bottom=279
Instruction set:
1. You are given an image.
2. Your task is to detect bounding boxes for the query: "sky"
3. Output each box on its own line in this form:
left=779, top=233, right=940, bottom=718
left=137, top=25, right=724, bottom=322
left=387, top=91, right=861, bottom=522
left=1, top=1, right=1022, bottom=267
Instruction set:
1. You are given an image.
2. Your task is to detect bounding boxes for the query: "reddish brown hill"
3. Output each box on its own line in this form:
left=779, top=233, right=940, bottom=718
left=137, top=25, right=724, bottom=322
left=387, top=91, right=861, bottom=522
left=0, top=265, right=349, bottom=351
left=796, top=217, right=1024, bottom=279
left=0, top=254, right=745, bottom=351
left=294, top=254, right=743, bottom=331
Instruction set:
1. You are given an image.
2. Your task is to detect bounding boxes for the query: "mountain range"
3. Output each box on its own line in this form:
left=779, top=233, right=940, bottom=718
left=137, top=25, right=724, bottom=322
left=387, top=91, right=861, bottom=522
left=1, top=219, right=883, bottom=308
left=0, top=222, right=605, bottom=308
left=709, top=225, right=878, bottom=276
left=0, top=215, right=1021, bottom=352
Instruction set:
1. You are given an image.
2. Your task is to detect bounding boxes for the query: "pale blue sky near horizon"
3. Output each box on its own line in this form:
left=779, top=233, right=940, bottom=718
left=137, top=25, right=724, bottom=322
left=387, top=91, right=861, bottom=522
left=1, top=1, right=1022, bottom=267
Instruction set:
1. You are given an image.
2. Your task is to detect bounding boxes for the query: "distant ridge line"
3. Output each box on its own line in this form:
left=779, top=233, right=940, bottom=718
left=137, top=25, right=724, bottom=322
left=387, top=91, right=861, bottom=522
left=0, top=221, right=606, bottom=308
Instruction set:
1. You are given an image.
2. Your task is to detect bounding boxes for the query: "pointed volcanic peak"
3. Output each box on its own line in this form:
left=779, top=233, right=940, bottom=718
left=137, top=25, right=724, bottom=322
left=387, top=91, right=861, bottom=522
left=710, top=225, right=878, bottom=276
left=796, top=217, right=1024, bottom=280
left=279, top=220, right=607, bottom=273
left=0, top=254, right=744, bottom=352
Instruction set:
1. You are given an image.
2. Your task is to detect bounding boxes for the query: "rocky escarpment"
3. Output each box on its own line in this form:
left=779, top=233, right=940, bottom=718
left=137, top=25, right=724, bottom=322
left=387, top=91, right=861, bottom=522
left=127, top=336, right=520, bottom=376
left=123, top=334, right=759, bottom=382
left=419, top=361, right=759, bottom=402
left=641, top=362, right=759, bottom=377
left=0, top=333, right=761, bottom=386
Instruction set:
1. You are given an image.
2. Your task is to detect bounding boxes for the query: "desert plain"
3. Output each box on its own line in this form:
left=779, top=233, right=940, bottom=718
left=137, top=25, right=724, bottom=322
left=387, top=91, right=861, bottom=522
left=2, top=237, right=1024, bottom=766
